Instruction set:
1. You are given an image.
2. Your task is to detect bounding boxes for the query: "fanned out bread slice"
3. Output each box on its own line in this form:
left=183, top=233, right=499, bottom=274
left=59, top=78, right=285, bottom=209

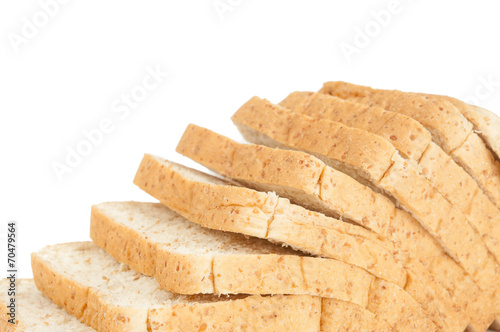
left=231, top=96, right=500, bottom=329
left=319, top=81, right=500, bottom=211
left=133, top=156, right=406, bottom=288
left=280, top=91, right=500, bottom=266
left=92, top=201, right=374, bottom=306
left=0, top=279, right=95, bottom=332
left=419, top=93, right=500, bottom=161
left=133, top=155, right=436, bottom=331
left=31, top=242, right=324, bottom=332
left=175, top=124, right=476, bottom=332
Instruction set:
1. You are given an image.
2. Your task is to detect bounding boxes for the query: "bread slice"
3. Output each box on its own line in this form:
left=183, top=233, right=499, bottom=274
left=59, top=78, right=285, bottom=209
left=134, top=156, right=436, bottom=331
left=133, top=156, right=406, bottom=289
left=231, top=96, right=500, bottom=328
left=280, top=91, right=500, bottom=266
left=176, top=124, right=478, bottom=332
left=31, top=241, right=324, bottom=332
left=319, top=81, right=500, bottom=211
left=0, top=279, right=95, bottom=332
left=420, top=93, right=500, bottom=161
left=92, top=200, right=373, bottom=305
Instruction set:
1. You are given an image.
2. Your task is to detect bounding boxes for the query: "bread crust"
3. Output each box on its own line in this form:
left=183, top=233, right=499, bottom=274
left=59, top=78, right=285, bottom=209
left=231, top=96, right=500, bottom=328
left=280, top=91, right=431, bottom=161
left=319, top=81, right=472, bottom=153
left=320, top=81, right=500, bottom=211
left=422, top=94, right=500, bottom=161
left=31, top=242, right=324, bottom=332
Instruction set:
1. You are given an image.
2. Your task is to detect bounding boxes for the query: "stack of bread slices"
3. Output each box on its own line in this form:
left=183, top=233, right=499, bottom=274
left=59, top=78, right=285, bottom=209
left=3, top=81, right=500, bottom=331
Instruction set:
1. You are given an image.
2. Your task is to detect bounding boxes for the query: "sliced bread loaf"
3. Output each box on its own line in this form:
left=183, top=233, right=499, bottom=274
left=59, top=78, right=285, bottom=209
left=231, top=96, right=500, bottom=329
left=280, top=91, right=500, bottom=266
left=319, top=81, right=500, bottom=211
left=0, top=279, right=95, bottom=332
left=133, top=156, right=436, bottom=331
left=31, top=242, right=323, bottom=332
left=133, top=155, right=406, bottom=288
left=175, top=124, right=478, bottom=332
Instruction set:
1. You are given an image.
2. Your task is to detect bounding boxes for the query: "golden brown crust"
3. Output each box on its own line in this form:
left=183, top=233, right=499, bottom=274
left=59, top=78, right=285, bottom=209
left=280, top=91, right=431, bottom=161
left=231, top=97, right=396, bottom=182
left=422, top=93, right=500, bottom=161
left=319, top=81, right=472, bottom=153
left=451, top=132, right=500, bottom=209
left=320, top=81, right=500, bottom=212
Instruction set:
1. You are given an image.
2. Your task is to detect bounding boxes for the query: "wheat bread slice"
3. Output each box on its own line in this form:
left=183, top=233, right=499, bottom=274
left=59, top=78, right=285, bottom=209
left=31, top=241, right=323, bottom=332
left=231, top=96, right=500, bottom=328
left=92, top=200, right=376, bottom=304
left=0, top=279, right=95, bottom=332
left=176, top=124, right=478, bottom=332
left=320, top=81, right=500, bottom=210
left=133, top=156, right=406, bottom=288
left=280, top=91, right=500, bottom=266
left=134, top=156, right=436, bottom=331
left=420, top=93, right=500, bottom=161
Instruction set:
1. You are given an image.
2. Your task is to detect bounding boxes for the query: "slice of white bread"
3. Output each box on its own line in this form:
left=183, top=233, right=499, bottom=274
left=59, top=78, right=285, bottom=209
left=231, top=96, right=500, bottom=329
left=419, top=94, right=500, bottom=161
left=92, top=201, right=373, bottom=305
left=280, top=91, right=500, bottom=266
left=175, top=124, right=474, bottom=332
left=319, top=81, right=500, bottom=211
left=31, top=242, right=323, bottom=332
left=133, top=155, right=406, bottom=289
left=0, top=279, right=95, bottom=332
left=133, top=156, right=436, bottom=331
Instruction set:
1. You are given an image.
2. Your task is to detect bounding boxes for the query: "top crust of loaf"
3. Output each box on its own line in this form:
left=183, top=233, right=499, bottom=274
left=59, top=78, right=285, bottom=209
left=421, top=93, right=500, bottom=161
left=319, top=81, right=473, bottom=153
left=280, top=91, right=432, bottom=161
left=320, top=81, right=500, bottom=210
left=231, top=96, right=397, bottom=183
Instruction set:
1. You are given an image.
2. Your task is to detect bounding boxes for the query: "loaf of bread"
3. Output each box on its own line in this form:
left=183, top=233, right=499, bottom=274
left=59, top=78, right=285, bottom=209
left=133, top=156, right=436, bottom=331
left=3, top=79, right=498, bottom=332
left=176, top=123, right=475, bottom=332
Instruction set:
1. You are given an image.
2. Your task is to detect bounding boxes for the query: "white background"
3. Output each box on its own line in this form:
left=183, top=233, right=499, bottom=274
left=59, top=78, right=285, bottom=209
left=1, top=0, right=499, bottom=278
